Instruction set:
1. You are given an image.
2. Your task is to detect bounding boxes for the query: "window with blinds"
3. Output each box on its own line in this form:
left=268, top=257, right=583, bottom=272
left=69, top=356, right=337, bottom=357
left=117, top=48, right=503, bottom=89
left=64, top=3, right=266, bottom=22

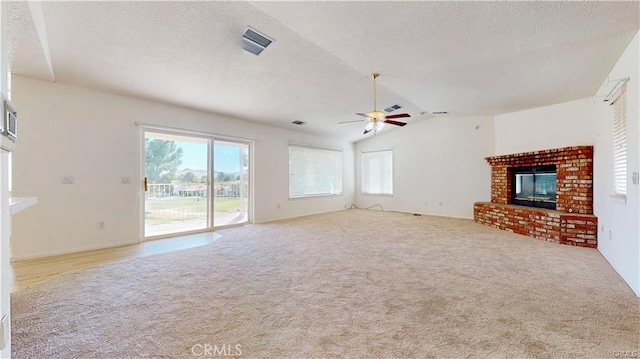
left=361, top=150, right=393, bottom=195
left=288, top=145, right=343, bottom=198
left=611, top=83, right=627, bottom=197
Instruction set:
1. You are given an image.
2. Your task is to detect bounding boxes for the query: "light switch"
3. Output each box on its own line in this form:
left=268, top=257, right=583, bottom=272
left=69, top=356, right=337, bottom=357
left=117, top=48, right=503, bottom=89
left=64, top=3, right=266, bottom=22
left=633, top=172, right=639, bottom=185
left=62, top=176, right=75, bottom=184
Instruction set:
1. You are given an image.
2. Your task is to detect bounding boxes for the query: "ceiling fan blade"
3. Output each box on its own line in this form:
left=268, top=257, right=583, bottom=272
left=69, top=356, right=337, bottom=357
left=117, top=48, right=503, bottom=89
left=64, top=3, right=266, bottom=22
left=384, top=119, right=408, bottom=127
left=356, top=113, right=370, bottom=117
left=363, top=128, right=372, bottom=134
left=385, top=113, right=411, bottom=119
left=338, top=119, right=365, bottom=124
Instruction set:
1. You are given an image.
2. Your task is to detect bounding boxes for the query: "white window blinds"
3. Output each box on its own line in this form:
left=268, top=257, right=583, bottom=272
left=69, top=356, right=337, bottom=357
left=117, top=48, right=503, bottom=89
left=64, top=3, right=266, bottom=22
left=289, top=145, right=343, bottom=198
left=362, top=150, right=393, bottom=195
left=611, top=83, right=627, bottom=197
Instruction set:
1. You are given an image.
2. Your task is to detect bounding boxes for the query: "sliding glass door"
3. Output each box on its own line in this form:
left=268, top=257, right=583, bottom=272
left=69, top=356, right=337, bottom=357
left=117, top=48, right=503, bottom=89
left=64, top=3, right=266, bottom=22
left=144, top=132, right=210, bottom=237
left=143, top=131, right=250, bottom=238
left=213, top=141, right=250, bottom=226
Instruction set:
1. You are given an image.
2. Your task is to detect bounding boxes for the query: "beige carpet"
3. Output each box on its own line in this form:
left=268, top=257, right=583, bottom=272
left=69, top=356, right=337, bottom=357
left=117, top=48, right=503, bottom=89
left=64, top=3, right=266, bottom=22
left=11, top=209, right=640, bottom=358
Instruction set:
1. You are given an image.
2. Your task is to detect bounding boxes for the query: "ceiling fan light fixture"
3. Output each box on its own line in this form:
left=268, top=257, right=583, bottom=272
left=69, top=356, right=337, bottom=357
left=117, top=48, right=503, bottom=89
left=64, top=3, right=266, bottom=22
left=368, top=111, right=386, bottom=120
left=343, top=72, right=410, bottom=135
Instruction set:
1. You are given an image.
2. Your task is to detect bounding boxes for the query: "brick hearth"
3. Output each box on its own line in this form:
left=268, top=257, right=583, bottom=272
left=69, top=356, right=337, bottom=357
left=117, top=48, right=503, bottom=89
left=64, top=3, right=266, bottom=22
left=474, top=146, right=597, bottom=248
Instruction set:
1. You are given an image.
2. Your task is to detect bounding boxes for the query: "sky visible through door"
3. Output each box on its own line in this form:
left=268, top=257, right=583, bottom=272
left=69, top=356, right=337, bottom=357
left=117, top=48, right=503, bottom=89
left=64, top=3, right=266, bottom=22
left=144, top=132, right=249, bottom=237
left=179, top=142, right=240, bottom=174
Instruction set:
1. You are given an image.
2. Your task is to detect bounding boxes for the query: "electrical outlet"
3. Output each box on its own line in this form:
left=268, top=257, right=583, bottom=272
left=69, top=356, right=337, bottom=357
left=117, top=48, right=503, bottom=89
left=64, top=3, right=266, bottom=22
left=99, top=222, right=105, bottom=230
left=439, top=201, right=443, bottom=206
left=633, top=172, right=639, bottom=185
left=609, top=230, right=612, bottom=240
left=62, top=176, right=75, bottom=184
left=121, top=177, right=131, bottom=184
left=277, top=204, right=280, bottom=209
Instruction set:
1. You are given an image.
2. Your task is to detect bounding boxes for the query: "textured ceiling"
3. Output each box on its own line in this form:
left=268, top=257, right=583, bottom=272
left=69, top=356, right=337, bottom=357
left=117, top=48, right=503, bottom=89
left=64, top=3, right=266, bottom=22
left=6, top=1, right=639, bottom=142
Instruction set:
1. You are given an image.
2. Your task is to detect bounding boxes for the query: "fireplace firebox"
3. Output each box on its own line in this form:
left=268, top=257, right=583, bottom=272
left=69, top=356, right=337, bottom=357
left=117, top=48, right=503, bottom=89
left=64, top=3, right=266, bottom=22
left=511, top=165, right=557, bottom=209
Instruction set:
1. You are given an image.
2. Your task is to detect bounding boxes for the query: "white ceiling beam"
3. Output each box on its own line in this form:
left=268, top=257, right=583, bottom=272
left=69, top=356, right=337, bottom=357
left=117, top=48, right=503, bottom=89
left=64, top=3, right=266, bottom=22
left=26, top=1, right=54, bottom=82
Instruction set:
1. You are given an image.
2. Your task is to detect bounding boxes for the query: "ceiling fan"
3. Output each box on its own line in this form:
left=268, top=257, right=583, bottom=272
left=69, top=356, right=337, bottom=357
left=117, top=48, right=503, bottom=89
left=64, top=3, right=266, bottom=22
left=339, top=73, right=410, bottom=134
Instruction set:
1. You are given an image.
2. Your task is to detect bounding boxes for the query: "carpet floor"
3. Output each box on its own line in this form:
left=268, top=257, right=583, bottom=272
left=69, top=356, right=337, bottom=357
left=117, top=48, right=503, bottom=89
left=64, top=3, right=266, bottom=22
left=11, top=209, right=640, bottom=358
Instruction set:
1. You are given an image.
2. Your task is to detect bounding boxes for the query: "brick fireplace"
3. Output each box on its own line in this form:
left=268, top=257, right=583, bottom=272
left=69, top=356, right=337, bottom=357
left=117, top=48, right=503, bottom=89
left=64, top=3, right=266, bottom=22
left=474, top=146, right=597, bottom=247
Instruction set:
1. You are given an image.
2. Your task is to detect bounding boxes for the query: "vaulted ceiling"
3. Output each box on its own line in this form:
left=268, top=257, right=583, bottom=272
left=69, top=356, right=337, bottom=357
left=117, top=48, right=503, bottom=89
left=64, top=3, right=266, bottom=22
left=7, top=1, right=639, bottom=142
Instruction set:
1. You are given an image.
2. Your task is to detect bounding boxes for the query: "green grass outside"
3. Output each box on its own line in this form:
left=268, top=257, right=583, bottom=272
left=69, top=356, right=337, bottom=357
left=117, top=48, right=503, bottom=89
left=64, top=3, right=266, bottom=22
left=146, top=197, right=207, bottom=211
left=145, top=197, right=244, bottom=225
left=214, top=197, right=243, bottom=212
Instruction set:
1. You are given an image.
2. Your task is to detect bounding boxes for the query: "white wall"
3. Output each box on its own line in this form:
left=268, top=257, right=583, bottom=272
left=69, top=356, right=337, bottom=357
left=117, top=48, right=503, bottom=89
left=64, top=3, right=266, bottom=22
left=354, top=115, right=495, bottom=219
left=593, top=31, right=640, bottom=296
left=492, top=32, right=640, bottom=296
left=494, top=98, right=594, bottom=155
left=11, top=76, right=355, bottom=260
left=0, top=1, right=12, bottom=356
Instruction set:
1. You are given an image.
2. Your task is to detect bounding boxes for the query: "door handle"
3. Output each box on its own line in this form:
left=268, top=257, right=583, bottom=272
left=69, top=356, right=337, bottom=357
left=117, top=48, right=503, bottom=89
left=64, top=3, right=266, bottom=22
left=144, top=177, right=148, bottom=192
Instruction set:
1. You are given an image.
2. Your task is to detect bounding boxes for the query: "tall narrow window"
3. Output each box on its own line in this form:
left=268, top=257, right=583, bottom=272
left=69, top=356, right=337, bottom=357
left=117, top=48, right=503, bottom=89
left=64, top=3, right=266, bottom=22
left=289, top=145, right=343, bottom=198
left=362, top=150, right=393, bottom=195
left=611, top=83, right=627, bottom=197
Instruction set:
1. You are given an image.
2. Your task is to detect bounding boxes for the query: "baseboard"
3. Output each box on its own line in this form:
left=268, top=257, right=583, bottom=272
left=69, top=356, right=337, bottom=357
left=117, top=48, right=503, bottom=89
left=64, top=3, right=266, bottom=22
left=409, top=210, right=473, bottom=220
left=255, top=208, right=347, bottom=224
left=351, top=206, right=473, bottom=221
left=256, top=208, right=472, bottom=225
left=10, top=239, right=141, bottom=262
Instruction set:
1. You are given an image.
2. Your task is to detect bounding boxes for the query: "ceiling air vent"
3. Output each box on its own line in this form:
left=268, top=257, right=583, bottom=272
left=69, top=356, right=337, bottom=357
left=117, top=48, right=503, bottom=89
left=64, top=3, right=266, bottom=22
left=292, top=120, right=307, bottom=126
left=243, top=27, right=274, bottom=56
left=384, top=104, right=403, bottom=113
left=432, top=111, right=448, bottom=115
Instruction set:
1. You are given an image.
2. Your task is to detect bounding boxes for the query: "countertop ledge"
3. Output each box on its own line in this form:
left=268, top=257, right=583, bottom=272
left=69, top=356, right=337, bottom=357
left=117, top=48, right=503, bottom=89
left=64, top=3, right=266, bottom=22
left=9, top=197, right=38, bottom=215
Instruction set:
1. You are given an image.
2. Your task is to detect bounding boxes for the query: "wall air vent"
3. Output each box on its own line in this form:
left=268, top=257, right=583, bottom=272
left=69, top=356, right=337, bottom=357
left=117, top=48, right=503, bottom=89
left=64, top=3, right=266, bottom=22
left=243, top=27, right=274, bottom=56
left=292, top=121, right=307, bottom=126
left=384, top=104, right=403, bottom=113
left=432, top=111, right=448, bottom=115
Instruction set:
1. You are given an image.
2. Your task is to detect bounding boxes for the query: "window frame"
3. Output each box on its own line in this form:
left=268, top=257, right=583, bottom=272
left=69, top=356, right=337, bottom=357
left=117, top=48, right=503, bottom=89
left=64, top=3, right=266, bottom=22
left=361, top=149, right=394, bottom=196
left=288, top=144, right=343, bottom=199
left=610, top=83, right=627, bottom=198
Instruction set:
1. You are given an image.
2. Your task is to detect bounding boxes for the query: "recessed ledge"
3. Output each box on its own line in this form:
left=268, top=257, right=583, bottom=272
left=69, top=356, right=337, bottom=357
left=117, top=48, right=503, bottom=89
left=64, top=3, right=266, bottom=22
left=474, top=202, right=597, bottom=219
left=474, top=202, right=563, bottom=215
left=9, top=197, right=38, bottom=216
left=1, top=136, right=16, bottom=152
left=608, top=194, right=627, bottom=205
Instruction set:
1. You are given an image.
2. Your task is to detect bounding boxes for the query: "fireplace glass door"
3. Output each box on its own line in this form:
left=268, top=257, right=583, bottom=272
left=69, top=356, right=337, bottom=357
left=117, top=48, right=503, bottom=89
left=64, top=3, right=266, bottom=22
left=512, top=165, right=557, bottom=209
